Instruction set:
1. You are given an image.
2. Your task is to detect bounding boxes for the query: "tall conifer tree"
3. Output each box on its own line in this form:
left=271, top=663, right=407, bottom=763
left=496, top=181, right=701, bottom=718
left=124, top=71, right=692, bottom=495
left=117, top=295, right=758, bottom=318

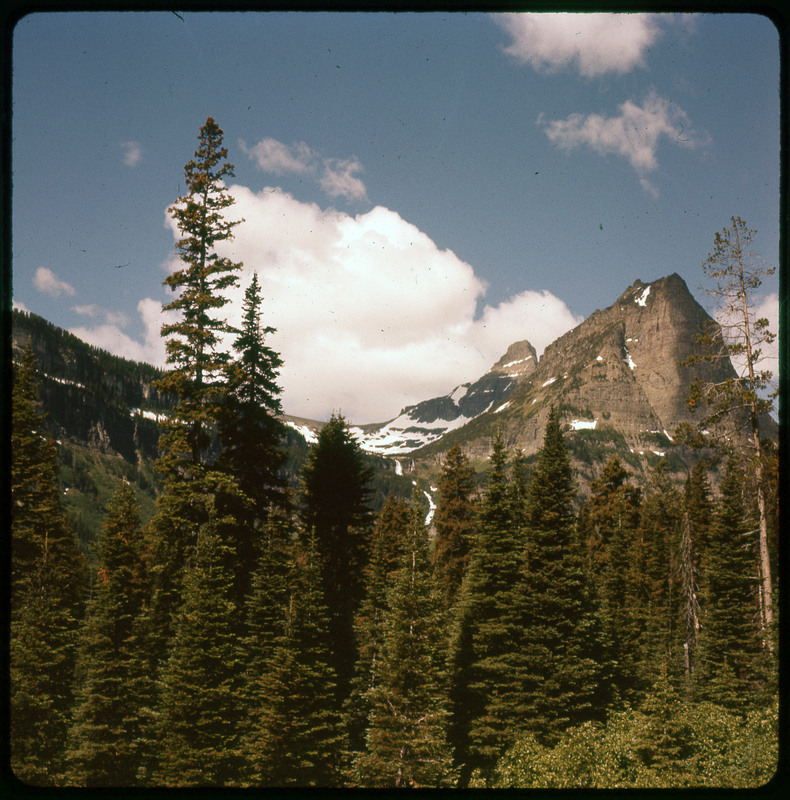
left=448, top=429, right=527, bottom=786
left=354, top=496, right=453, bottom=787
left=299, top=412, right=373, bottom=702
left=216, top=271, right=287, bottom=609
left=145, top=116, right=246, bottom=660
left=66, top=482, right=151, bottom=786
left=10, top=344, right=87, bottom=785
left=345, top=496, right=410, bottom=765
left=520, top=406, right=603, bottom=742
left=431, top=445, right=476, bottom=610
left=246, top=532, right=346, bottom=786
left=157, top=115, right=243, bottom=470
left=155, top=524, right=246, bottom=786
left=634, top=463, right=685, bottom=688
left=697, top=454, right=765, bottom=709
left=580, top=455, right=643, bottom=706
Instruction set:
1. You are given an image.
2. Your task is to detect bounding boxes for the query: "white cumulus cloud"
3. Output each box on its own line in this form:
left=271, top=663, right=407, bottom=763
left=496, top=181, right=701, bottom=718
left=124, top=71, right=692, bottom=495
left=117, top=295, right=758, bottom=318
left=240, top=137, right=316, bottom=175
left=34, top=267, right=76, bottom=297
left=540, top=91, right=707, bottom=194
left=69, top=297, right=170, bottom=366
left=159, top=185, right=581, bottom=423
left=320, top=158, right=368, bottom=202
left=241, top=137, right=368, bottom=203
left=495, top=12, right=663, bottom=77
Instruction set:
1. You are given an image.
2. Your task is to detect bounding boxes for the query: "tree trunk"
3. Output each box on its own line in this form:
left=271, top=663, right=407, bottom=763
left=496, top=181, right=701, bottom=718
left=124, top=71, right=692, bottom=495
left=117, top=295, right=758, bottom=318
left=752, top=442, right=774, bottom=653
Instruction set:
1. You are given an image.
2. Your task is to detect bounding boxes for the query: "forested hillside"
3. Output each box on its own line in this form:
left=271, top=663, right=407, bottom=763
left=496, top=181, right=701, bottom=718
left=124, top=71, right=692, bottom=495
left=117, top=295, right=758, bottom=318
left=9, top=118, right=779, bottom=789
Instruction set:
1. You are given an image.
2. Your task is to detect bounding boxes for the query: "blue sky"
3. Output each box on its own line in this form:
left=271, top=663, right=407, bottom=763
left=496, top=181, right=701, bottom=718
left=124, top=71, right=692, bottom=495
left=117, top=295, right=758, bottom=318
left=11, top=11, right=780, bottom=423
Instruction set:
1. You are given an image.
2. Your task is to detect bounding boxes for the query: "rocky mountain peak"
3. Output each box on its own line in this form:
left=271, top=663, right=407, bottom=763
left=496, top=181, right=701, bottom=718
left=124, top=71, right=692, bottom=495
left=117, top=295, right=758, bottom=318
left=490, top=339, right=538, bottom=378
left=411, top=273, right=751, bottom=485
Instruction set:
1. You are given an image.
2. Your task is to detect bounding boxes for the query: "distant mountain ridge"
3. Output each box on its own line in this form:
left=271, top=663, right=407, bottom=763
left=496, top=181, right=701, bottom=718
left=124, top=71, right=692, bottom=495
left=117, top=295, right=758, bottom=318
left=342, top=339, right=539, bottom=455
left=12, top=273, right=772, bottom=505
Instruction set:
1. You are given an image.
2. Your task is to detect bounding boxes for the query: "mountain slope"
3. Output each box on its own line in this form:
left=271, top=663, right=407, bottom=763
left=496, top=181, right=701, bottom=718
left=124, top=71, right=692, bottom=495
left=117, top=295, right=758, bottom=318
left=408, top=274, right=770, bottom=489
left=345, top=339, right=538, bottom=455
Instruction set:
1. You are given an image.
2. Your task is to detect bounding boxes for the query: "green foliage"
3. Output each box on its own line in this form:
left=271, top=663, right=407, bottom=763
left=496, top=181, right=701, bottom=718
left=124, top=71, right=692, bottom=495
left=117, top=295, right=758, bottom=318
left=245, top=532, right=346, bottom=787
left=565, top=424, right=638, bottom=469
left=354, top=498, right=454, bottom=787
left=696, top=454, right=766, bottom=708
left=216, top=272, right=288, bottom=610
left=519, top=407, right=604, bottom=741
left=495, top=695, right=778, bottom=788
left=10, top=344, right=87, bottom=785
left=154, top=524, right=246, bottom=786
left=299, top=412, right=373, bottom=700
left=217, top=271, right=288, bottom=524
left=344, top=497, right=411, bottom=758
left=633, top=464, right=685, bottom=687
left=157, top=115, right=242, bottom=471
left=431, top=444, right=476, bottom=609
left=578, top=455, right=643, bottom=705
left=66, top=482, right=153, bottom=786
left=448, top=429, right=529, bottom=785
left=57, top=442, right=157, bottom=560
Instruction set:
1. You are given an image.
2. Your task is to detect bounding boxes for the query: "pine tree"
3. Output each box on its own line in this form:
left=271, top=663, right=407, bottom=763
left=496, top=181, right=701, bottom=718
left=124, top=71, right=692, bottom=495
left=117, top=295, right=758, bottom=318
left=345, top=496, right=411, bottom=764
left=243, top=510, right=294, bottom=684
left=154, top=523, right=246, bottom=786
left=10, top=344, right=87, bottom=785
left=217, top=272, right=288, bottom=608
left=635, top=463, right=685, bottom=689
left=684, top=461, right=713, bottom=570
left=66, top=482, right=150, bottom=786
left=157, top=115, right=243, bottom=470
left=520, top=406, right=603, bottom=743
left=508, top=449, right=529, bottom=536
left=299, top=412, right=373, bottom=701
left=240, top=509, right=294, bottom=767
left=634, top=668, right=695, bottom=783
left=354, top=496, right=454, bottom=787
left=447, top=428, right=527, bottom=786
left=431, top=445, right=476, bottom=610
left=681, top=217, right=776, bottom=647
left=144, top=116, right=247, bottom=661
left=697, top=454, right=765, bottom=709
left=580, top=455, right=643, bottom=706
left=680, top=461, right=711, bottom=692
left=246, top=532, right=346, bottom=786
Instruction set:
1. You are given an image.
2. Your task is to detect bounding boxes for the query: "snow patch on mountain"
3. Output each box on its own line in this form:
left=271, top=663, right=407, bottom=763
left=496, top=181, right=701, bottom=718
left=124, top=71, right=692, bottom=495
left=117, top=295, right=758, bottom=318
left=636, top=285, right=651, bottom=306
left=130, top=407, right=168, bottom=423
left=284, top=420, right=319, bottom=443
left=423, top=490, right=436, bottom=526
left=450, top=383, right=469, bottom=403
left=353, top=409, right=477, bottom=455
left=570, top=418, right=597, bottom=430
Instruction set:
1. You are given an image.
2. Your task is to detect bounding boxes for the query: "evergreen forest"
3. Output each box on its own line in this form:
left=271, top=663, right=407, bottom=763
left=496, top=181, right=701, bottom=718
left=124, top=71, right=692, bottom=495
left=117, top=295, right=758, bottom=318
left=9, top=118, right=779, bottom=789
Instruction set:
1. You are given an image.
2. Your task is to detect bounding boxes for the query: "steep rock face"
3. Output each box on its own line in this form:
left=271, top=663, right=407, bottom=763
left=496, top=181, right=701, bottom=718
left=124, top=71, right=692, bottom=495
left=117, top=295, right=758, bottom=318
left=490, top=339, right=538, bottom=379
left=414, top=273, right=742, bottom=469
left=534, top=274, right=728, bottom=438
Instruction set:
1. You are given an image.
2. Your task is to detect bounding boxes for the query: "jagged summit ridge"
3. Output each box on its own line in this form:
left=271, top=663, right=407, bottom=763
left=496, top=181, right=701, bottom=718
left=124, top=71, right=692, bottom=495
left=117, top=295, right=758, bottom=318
left=491, top=340, right=538, bottom=378
left=350, top=340, right=537, bottom=455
